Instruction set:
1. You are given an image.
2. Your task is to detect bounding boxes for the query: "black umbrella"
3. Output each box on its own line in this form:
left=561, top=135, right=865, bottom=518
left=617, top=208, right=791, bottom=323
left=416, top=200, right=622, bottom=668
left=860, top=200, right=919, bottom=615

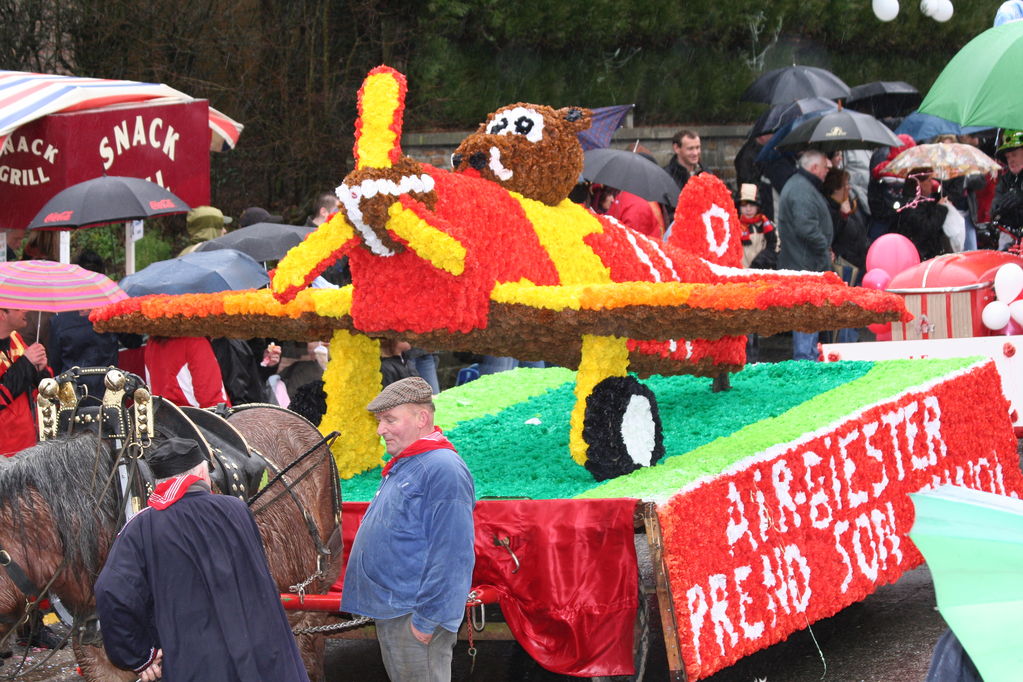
left=27, top=176, right=189, bottom=230
left=195, top=222, right=314, bottom=262
left=740, top=65, right=851, bottom=106
left=581, top=148, right=680, bottom=206
left=752, top=97, right=838, bottom=136
left=846, top=81, right=921, bottom=119
left=775, top=109, right=902, bottom=153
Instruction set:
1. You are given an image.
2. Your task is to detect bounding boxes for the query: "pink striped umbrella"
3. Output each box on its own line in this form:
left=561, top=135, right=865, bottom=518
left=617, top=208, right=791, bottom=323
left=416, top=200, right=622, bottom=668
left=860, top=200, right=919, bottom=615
left=0, top=260, right=127, bottom=312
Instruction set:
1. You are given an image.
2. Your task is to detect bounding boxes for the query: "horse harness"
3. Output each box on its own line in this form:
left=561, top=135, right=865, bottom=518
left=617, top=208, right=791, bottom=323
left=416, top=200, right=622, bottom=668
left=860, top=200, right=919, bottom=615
left=1, top=368, right=342, bottom=640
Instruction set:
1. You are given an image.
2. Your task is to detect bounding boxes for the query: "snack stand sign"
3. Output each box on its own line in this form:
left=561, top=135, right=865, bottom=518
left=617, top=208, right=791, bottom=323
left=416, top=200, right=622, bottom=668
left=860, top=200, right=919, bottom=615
left=0, top=99, right=210, bottom=230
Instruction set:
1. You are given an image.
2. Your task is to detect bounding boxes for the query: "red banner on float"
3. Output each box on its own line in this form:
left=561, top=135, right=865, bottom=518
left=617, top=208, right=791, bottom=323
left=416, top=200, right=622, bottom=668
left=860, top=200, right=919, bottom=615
left=0, top=99, right=211, bottom=230
left=658, top=361, right=1023, bottom=680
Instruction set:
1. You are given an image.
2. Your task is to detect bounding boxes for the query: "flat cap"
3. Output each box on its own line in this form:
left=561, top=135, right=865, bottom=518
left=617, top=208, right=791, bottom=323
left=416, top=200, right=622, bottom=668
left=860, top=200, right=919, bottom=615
left=367, top=377, right=434, bottom=412
left=148, top=437, right=206, bottom=479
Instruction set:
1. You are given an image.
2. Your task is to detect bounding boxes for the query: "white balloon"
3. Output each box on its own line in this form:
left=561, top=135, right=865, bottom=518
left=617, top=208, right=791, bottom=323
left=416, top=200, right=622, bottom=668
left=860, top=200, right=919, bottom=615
left=931, top=0, right=954, bottom=21
left=994, top=263, right=1023, bottom=302
left=983, top=300, right=1011, bottom=331
left=873, top=0, right=900, bottom=21
left=1010, top=299, right=1023, bottom=326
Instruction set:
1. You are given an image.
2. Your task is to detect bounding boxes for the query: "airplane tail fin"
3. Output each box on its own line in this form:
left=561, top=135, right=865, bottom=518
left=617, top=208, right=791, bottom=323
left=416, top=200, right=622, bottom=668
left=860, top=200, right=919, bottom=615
left=666, top=173, right=744, bottom=268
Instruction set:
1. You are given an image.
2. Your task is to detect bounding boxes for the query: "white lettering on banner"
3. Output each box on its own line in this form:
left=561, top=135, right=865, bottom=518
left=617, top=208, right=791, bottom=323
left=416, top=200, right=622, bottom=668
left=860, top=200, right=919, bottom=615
left=921, top=395, right=946, bottom=467
left=0, top=165, right=51, bottom=186
left=771, top=460, right=801, bottom=532
left=146, top=170, right=167, bottom=190
left=686, top=544, right=812, bottom=654
left=852, top=514, right=880, bottom=582
left=880, top=408, right=909, bottom=480
left=726, top=481, right=756, bottom=550
left=803, top=450, right=833, bottom=529
left=686, top=585, right=708, bottom=666
left=863, top=421, right=889, bottom=496
left=708, top=574, right=737, bottom=655
left=0, top=135, right=57, bottom=162
left=701, top=204, right=731, bottom=258
left=832, top=520, right=853, bottom=592
left=752, top=470, right=770, bottom=544
left=733, top=566, right=764, bottom=639
left=831, top=502, right=904, bottom=591
left=98, top=116, right=180, bottom=171
left=931, top=457, right=1007, bottom=495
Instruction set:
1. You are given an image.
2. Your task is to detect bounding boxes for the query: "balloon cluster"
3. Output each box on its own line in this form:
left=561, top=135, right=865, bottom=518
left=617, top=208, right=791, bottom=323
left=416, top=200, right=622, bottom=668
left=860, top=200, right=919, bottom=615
left=872, top=0, right=954, bottom=22
left=981, top=263, right=1023, bottom=335
left=862, top=233, right=922, bottom=341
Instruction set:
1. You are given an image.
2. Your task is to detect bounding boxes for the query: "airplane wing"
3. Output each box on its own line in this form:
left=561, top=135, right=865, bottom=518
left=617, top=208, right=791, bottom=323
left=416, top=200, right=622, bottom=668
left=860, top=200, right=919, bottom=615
left=92, top=278, right=906, bottom=374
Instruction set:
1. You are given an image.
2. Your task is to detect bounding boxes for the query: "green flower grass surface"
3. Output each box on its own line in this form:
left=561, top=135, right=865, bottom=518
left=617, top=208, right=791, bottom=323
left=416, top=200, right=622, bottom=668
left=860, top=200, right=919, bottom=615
left=581, top=357, right=976, bottom=500
left=339, top=359, right=976, bottom=502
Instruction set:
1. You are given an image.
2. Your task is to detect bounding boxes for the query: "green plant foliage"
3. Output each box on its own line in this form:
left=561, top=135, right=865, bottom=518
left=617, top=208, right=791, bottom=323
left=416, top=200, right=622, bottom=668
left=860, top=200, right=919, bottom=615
left=0, top=0, right=998, bottom=212
left=71, top=219, right=178, bottom=280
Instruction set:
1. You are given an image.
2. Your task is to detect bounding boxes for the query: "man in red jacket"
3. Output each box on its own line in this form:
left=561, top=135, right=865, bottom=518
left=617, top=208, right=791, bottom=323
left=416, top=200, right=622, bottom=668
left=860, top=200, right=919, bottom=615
left=0, top=308, right=51, bottom=457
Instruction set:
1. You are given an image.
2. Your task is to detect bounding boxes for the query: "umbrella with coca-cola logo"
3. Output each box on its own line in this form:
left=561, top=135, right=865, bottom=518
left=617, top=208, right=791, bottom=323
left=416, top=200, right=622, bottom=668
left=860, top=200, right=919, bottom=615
left=26, top=175, right=189, bottom=230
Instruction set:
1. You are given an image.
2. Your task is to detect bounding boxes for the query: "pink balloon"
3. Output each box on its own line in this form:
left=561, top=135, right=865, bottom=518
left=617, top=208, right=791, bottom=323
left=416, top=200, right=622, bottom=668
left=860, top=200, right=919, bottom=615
left=868, top=322, right=892, bottom=341
left=1003, top=319, right=1023, bottom=336
left=862, top=268, right=892, bottom=291
left=865, top=234, right=921, bottom=277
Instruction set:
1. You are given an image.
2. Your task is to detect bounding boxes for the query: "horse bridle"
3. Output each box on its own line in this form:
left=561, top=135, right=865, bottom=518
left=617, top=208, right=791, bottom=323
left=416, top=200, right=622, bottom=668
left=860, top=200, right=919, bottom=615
left=0, top=545, right=44, bottom=625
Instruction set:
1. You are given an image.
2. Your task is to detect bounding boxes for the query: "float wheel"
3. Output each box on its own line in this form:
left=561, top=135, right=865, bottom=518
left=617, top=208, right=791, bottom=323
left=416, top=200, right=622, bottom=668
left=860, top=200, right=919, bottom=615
left=582, top=376, right=664, bottom=481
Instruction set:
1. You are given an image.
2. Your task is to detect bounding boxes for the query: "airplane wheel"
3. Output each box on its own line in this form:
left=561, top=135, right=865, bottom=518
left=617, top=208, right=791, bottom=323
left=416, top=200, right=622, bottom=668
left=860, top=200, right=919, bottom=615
left=583, top=376, right=664, bottom=481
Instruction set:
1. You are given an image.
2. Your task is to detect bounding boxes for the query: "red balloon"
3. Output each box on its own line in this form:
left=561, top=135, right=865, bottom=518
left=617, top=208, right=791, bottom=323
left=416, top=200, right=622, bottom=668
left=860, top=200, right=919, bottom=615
left=1002, top=319, right=1023, bottom=336
left=868, top=322, right=892, bottom=342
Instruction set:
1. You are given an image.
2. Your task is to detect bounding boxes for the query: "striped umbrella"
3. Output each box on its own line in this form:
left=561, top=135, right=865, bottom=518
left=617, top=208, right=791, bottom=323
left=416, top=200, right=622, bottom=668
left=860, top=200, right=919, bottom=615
left=0, top=70, right=243, bottom=152
left=0, top=260, right=127, bottom=312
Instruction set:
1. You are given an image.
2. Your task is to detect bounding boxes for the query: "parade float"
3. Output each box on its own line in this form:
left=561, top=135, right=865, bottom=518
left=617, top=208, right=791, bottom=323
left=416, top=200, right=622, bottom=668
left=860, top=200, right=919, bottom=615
left=91, top=67, right=1022, bottom=680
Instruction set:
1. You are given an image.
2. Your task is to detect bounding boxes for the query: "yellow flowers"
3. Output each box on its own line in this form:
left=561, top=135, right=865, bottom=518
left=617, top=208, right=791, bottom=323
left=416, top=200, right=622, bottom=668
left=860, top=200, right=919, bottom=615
left=491, top=281, right=697, bottom=311
left=570, top=335, right=630, bottom=465
left=387, top=202, right=466, bottom=275
left=355, top=68, right=405, bottom=170
left=510, top=195, right=612, bottom=284
left=321, top=330, right=386, bottom=478
left=272, top=212, right=356, bottom=300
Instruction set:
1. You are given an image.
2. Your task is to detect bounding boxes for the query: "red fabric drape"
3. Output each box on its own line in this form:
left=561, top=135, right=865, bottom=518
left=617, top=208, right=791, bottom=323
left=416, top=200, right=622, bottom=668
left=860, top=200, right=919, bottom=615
left=334, top=498, right=639, bottom=677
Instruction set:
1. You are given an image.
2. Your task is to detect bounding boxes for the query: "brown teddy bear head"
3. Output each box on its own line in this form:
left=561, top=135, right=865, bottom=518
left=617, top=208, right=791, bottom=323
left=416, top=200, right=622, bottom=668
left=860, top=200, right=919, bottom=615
left=451, top=103, right=592, bottom=206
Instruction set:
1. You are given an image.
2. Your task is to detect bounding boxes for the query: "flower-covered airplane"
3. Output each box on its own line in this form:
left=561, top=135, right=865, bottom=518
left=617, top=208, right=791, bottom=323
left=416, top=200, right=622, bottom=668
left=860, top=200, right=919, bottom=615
left=95, top=66, right=908, bottom=481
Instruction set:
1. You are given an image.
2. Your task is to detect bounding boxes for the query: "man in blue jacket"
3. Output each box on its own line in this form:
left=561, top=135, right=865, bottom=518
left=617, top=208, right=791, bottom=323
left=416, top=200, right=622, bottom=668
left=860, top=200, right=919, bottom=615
left=342, top=377, right=476, bottom=682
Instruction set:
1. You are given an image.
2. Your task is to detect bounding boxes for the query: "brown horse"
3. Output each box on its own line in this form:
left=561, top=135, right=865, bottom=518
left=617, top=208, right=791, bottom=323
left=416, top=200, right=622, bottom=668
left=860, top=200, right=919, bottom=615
left=0, top=405, right=341, bottom=681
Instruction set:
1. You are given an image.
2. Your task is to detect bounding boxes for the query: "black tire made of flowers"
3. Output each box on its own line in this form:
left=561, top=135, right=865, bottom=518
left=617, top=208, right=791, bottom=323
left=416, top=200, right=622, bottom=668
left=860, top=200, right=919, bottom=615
left=582, top=376, right=664, bottom=481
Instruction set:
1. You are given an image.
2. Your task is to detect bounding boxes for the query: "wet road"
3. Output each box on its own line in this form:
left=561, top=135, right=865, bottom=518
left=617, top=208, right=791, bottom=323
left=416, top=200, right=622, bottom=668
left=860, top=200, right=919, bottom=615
left=19, top=562, right=945, bottom=681
left=320, top=564, right=945, bottom=682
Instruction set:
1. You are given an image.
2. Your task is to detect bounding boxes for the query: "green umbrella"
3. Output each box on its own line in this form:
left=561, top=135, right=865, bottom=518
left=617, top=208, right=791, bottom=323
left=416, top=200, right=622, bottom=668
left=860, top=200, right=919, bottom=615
left=918, top=21, right=1023, bottom=130
left=909, top=485, right=1023, bottom=682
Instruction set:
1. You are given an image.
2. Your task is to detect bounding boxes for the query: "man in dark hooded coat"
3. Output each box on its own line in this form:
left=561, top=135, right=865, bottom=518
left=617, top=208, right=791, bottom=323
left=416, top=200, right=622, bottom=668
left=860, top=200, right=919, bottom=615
left=94, top=438, right=308, bottom=682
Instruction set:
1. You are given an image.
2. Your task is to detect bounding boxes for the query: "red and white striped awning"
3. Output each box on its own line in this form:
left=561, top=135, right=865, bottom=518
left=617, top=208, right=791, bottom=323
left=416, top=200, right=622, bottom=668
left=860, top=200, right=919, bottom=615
left=0, top=70, right=243, bottom=153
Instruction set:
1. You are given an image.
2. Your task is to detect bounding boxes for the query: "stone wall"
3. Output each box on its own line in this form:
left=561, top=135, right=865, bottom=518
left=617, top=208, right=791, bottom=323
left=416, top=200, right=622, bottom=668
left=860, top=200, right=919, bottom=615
left=401, top=124, right=751, bottom=190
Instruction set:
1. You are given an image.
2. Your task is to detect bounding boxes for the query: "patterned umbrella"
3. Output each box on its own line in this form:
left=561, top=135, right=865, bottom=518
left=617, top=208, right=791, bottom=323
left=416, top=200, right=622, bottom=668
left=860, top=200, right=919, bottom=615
left=0, top=260, right=127, bottom=312
left=886, top=143, right=1001, bottom=181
